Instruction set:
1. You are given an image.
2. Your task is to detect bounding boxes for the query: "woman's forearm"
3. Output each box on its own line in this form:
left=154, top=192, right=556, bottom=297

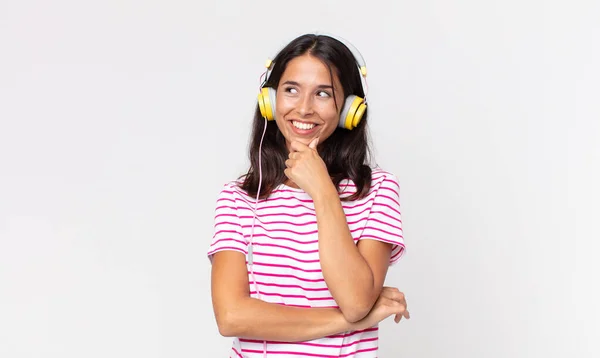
left=313, top=185, right=378, bottom=322
left=219, top=296, right=353, bottom=342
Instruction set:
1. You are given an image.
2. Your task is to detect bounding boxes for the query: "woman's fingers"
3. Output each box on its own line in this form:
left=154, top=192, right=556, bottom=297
left=285, top=158, right=296, bottom=168
left=379, top=288, right=410, bottom=323
left=382, top=288, right=405, bottom=303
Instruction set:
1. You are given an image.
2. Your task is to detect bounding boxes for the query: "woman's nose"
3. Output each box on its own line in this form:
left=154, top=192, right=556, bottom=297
left=297, top=94, right=314, bottom=117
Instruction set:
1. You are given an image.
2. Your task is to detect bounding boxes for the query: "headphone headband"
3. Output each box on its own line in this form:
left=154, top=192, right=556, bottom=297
left=315, top=32, right=368, bottom=76
left=264, top=33, right=368, bottom=96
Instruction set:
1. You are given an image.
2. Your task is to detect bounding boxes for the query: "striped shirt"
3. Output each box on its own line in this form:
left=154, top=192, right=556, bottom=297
left=207, top=168, right=405, bottom=357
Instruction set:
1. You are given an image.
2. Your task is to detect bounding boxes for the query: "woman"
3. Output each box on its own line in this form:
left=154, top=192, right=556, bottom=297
left=208, top=33, right=409, bottom=358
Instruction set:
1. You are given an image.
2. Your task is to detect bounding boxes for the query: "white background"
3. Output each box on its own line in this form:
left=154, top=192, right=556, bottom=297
left=1, top=0, right=598, bottom=357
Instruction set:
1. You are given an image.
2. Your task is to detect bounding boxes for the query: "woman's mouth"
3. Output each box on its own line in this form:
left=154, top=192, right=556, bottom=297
left=289, top=120, right=319, bottom=135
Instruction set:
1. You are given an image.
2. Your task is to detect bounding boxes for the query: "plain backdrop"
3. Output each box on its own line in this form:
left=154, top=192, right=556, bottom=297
left=1, top=0, right=598, bottom=357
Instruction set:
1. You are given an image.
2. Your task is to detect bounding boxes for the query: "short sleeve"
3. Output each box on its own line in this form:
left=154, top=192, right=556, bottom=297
left=206, top=183, right=248, bottom=263
left=360, top=173, right=406, bottom=266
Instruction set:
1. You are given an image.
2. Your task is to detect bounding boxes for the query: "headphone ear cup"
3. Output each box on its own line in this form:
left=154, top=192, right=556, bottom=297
left=257, top=87, right=277, bottom=121
left=339, top=95, right=366, bottom=130
left=353, top=102, right=367, bottom=128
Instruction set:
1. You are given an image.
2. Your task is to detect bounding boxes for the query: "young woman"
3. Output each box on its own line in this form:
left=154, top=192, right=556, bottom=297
left=208, top=33, right=409, bottom=358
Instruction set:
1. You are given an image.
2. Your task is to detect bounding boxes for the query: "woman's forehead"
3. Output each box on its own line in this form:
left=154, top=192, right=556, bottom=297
left=280, top=54, right=342, bottom=87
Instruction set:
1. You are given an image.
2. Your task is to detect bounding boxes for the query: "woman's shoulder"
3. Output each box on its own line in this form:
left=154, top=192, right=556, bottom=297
left=215, top=177, right=251, bottom=200
left=335, top=166, right=400, bottom=201
left=369, top=166, right=401, bottom=188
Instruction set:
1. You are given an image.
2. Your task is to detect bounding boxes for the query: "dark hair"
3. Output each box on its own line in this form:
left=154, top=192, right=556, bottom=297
left=239, top=34, right=373, bottom=201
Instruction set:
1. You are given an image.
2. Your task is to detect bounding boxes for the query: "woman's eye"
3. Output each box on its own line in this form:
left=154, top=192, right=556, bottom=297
left=284, top=87, right=298, bottom=94
left=317, top=91, right=331, bottom=97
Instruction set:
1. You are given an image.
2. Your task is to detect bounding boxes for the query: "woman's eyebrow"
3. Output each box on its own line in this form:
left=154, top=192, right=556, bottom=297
left=281, top=80, right=333, bottom=89
left=316, top=84, right=334, bottom=89
left=281, top=80, right=300, bottom=87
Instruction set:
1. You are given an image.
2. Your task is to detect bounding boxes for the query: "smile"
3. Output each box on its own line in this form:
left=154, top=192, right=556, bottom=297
left=292, top=121, right=316, bottom=130
left=289, top=120, right=319, bottom=135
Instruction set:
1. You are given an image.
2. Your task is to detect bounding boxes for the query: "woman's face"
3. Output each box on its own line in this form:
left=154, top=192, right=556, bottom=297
left=275, top=54, right=345, bottom=152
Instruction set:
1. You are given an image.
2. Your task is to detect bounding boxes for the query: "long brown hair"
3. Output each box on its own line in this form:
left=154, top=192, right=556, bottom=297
left=239, top=34, right=373, bottom=201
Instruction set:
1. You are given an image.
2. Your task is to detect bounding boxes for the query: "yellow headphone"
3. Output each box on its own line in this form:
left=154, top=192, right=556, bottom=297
left=257, top=33, right=368, bottom=130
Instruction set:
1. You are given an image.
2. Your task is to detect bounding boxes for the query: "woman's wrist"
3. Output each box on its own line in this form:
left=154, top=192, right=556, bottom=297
left=310, top=179, right=338, bottom=203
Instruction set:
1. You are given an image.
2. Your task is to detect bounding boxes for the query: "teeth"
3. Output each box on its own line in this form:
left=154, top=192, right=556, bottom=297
left=292, top=121, right=316, bottom=130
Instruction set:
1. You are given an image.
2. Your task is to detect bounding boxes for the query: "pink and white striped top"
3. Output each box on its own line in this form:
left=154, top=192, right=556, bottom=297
left=207, top=168, right=405, bottom=357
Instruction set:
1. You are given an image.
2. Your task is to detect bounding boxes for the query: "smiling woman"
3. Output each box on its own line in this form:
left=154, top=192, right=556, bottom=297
left=207, top=33, right=409, bottom=358
left=274, top=55, right=345, bottom=147
left=248, top=34, right=371, bottom=199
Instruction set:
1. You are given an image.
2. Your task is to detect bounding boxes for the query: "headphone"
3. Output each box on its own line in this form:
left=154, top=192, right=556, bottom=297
left=257, top=33, right=369, bottom=130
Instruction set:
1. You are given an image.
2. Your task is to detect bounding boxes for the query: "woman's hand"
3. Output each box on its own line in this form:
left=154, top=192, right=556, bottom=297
left=351, top=287, right=410, bottom=331
left=284, top=138, right=334, bottom=198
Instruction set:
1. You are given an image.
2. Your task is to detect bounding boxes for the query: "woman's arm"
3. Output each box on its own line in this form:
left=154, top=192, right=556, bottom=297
left=211, top=250, right=353, bottom=342
left=313, top=185, right=393, bottom=323
left=283, top=140, right=402, bottom=323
